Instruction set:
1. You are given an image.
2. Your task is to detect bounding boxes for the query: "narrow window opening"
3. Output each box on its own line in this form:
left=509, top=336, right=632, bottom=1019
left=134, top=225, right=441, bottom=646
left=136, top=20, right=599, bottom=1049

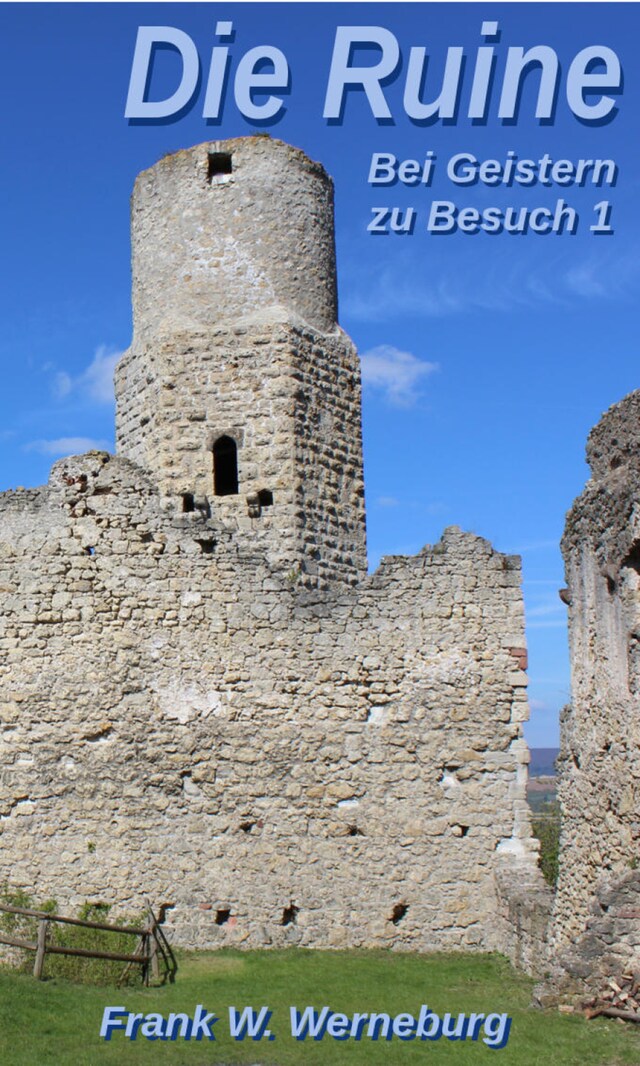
left=348, top=825, right=364, bottom=837
left=208, top=152, right=232, bottom=181
left=239, top=821, right=255, bottom=833
left=390, top=903, right=408, bottom=925
left=281, top=903, right=299, bottom=926
left=215, top=908, right=231, bottom=926
left=258, top=489, right=273, bottom=508
left=182, top=493, right=195, bottom=513
left=85, top=546, right=95, bottom=556
left=213, top=436, right=238, bottom=496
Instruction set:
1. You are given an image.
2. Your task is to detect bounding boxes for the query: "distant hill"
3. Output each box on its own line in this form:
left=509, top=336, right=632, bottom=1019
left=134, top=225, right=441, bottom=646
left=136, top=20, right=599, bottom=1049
left=529, top=747, right=559, bottom=777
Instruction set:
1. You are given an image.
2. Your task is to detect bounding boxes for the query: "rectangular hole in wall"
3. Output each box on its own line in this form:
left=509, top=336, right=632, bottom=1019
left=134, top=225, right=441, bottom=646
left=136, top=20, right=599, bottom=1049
left=281, top=903, right=299, bottom=926
left=196, top=539, right=215, bottom=555
left=208, top=152, right=232, bottom=182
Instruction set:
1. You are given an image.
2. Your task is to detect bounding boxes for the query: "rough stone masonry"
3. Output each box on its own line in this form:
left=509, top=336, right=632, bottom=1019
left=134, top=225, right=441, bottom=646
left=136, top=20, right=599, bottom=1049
left=544, top=390, right=640, bottom=1001
left=0, top=137, right=550, bottom=965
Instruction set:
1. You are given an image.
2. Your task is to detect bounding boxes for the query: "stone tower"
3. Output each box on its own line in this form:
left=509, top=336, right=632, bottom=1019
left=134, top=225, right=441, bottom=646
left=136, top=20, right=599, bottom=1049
left=547, top=390, right=640, bottom=999
left=115, top=136, right=367, bottom=587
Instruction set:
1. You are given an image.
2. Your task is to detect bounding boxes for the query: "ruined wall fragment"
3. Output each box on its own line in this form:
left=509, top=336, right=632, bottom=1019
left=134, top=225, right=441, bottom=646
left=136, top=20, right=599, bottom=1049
left=548, top=390, right=640, bottom=999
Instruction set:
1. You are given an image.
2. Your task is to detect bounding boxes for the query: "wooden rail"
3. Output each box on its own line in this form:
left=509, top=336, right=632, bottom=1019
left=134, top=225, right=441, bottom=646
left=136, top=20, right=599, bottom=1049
left=0, top=902, right=144, bottom=935
left=0, top=902, right=177, bottom=985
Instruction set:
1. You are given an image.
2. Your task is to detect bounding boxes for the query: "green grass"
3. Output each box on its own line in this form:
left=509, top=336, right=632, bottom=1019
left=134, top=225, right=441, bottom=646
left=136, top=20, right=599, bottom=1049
left=0, top=889, right=147, bottom=986
left=531, top=801, right=562, bottom=886
left=0, top=949, right=638, bottom=1065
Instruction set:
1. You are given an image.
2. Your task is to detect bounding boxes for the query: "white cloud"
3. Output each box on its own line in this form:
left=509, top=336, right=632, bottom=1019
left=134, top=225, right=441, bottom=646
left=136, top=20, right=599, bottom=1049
left=563, top=253, right=640, bottom=302
left=24, top=437, right=111, bottom=457
left=375, top=495, right=400, bottom=508
left=527, top=602, right=565, bottom=619
left=53, top=371, right=72, bottom=400
left=512, top=539, right=560, bottom=554
left=529, top=698, right=552, bottom=714
left=345, top=270, right=465, bottom=321
left=425, top=500, right=448, bottom=516
left=343, top=256, right=559, bottom=322
left=360, top=344, right=438, bottom=406
left=524, top=590, right=567, bottom=631
left=343, top=243, right=640, bottom=324
left=565, top=266, right=606, bottom=299
left=52, top=345, right=122, bottom=406
left=82, top=347, right=122, bottom=404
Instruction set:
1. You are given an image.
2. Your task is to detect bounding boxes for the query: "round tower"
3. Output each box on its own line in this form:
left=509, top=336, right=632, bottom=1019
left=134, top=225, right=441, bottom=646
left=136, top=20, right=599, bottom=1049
left=115, top=137, right=367, bottom=587
left=130, top=137, right=338, bottom=342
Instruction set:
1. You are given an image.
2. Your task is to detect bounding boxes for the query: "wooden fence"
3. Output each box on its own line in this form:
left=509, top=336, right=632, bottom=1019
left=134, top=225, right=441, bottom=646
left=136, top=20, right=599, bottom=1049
left=0, top=902, right=177, bottom=985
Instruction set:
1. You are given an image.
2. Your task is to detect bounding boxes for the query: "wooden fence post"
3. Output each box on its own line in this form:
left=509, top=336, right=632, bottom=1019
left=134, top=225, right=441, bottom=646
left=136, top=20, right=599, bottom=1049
left=149, top=930, right=159, bottom=982
left=0, top=901, right=170, bottom=984
left=33, top=919, right=48, bottom=980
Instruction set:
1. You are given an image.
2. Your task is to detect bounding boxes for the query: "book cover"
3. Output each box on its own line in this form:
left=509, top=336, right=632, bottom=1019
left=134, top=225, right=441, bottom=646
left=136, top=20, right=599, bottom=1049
left=0, top=3, right=637, bottom=1063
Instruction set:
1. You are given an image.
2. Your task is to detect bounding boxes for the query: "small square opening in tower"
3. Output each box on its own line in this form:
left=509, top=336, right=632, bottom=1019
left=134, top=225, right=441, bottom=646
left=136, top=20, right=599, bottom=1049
left=208, top=152, right=232, bottom=183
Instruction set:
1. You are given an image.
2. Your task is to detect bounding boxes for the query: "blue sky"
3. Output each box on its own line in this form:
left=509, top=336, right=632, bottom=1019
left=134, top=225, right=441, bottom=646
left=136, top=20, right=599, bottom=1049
left=0, top=3, right=638, bottom=746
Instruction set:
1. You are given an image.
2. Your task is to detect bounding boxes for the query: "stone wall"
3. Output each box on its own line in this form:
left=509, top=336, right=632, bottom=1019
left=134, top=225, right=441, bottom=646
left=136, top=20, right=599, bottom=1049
left=0, top=460, right=542, bottom=956
left=0, top=137, right=547, bottom=967
left=547, top=390, right=640, bottom=998
left=115, top=320, right=366, bottom=587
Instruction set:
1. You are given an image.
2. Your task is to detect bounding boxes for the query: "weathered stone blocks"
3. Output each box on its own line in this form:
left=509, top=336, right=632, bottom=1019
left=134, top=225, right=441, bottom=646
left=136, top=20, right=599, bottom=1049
left=0, top=138, right=548, bottom=967
left=546, top=390, right=640, bottom=999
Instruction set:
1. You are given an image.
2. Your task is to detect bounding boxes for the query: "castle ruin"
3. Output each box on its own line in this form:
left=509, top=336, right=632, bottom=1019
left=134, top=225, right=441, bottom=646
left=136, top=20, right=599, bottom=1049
left=545, top=391, right=640, bottom=1001
left=0, top=137, right=551, bottom=964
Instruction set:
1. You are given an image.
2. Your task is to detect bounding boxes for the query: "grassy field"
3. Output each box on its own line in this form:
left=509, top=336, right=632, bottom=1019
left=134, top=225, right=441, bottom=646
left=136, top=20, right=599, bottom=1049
left=1, top=949, right=639, bottom=1065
